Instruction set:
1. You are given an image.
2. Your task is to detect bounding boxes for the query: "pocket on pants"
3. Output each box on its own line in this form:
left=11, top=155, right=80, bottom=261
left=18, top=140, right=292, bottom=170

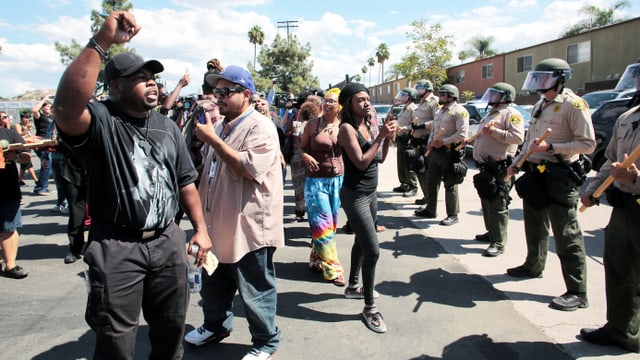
left=85, top=276, right=110, bottom=331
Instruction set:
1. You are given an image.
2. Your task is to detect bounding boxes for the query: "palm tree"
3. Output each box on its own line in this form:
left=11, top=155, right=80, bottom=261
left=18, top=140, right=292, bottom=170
left=458, top=35, right=497, bottom=61
left=248, top=25, right=265, bottom=70
left=367, top=57, right=375, bottom=86
left=375, top=43, right=390, bottom=84
left=361, top=66, right=368, bottom=85
left=561, top=0, right=630, bottom=37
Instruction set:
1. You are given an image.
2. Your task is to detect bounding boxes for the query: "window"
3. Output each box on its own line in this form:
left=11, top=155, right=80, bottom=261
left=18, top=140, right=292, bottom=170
left=456, top=70, right=465, bottom=83
left=482, top=64, right=493, bottom=79
left=567, top=41, right=590, bottom=64
left=517, top=55, right=533, bottom=73
left=386, top=85, right=391, bottom=94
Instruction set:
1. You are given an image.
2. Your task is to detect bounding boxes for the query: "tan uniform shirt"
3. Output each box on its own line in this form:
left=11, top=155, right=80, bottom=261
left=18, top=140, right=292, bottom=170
left=516, top=88, right=595, bottom=164
left=472, top=104, right=526, bottom=163
left=397, top=102, right=417, bottom=136
left=413, top=93, right=439, bottom=139
left=586, top=105, right=640, bottom=195
left=429, top=102, right=469, bottom=146
left=198, top=108, right=285, bottom=264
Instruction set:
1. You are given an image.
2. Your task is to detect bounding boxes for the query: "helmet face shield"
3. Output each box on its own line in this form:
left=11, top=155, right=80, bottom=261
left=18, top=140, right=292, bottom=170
left=480, top=88, right=505, bottom=104
left=415, top=84, right=427, bottom=96
left=522, top=71, right=559, bottom=91
left=614, top=64, right=640, bottom=91
left=394, top=91, right=410, bottom=105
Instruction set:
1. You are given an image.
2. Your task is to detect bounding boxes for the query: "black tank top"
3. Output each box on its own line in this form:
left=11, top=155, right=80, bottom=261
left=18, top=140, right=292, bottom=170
left=341, top=124, right=378, bottom=192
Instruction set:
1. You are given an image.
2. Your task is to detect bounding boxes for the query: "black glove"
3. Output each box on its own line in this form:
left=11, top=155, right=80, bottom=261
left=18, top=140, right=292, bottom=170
left=411, top=123, right=426, bottom=130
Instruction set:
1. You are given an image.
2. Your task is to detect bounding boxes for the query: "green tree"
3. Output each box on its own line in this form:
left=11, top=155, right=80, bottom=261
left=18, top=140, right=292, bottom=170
left=393, top=21, right=454, bottom=89
left=375, top=43, right=390, bottom=84
left=561, top=0, right=630, bottom=37
left=54, top=0, right=136, bottom=95
left=458, top=35, right=497, bottom=61
left=461, top=90, right=475, bottom=103
left=367, top=57, right=375, bottom=86
left=361, top=65, right=368, bottom=84
left=253, top=34, right=319, bottom=95
left=248, top=25, right=265, bottom=70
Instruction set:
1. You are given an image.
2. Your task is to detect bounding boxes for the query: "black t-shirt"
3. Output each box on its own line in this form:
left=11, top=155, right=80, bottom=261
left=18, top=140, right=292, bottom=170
left=341, top=125, right=378, bottom=192
left=35, top=112, right=54, bottom=137
left=60, top=100, right=197, bottom=230
left=0, top=128, right=25, bottom=203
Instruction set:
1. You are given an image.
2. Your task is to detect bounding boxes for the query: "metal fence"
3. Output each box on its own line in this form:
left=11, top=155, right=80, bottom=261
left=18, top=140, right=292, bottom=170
left=0, top=101, right=39, bottom=126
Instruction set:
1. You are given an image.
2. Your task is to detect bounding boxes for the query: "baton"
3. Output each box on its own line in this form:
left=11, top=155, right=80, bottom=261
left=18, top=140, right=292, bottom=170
left=504, top=128, right=552, bottom=182
left=579, top=143, right=640, bottom=212
left=424, top=128, right=445, bottom=158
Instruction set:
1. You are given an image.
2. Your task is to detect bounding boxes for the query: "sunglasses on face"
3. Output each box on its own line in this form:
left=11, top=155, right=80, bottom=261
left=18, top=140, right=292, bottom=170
left=212, top=86, right=246, bottom=98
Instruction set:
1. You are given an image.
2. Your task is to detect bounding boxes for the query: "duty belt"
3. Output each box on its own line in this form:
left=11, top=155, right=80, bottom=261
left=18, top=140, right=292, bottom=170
left=433, top=143, right=459, bottom=153
left=475, top=159, right=510, bottom=172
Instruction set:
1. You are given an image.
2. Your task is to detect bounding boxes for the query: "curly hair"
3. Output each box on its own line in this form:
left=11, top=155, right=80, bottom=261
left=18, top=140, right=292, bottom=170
left=299, top=99, right=322, bottom=121
left=206, top=58, right=224, bottom=72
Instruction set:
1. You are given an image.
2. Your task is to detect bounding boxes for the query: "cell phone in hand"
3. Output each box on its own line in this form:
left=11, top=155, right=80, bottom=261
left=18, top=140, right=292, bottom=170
left=193, top=105, right=206, bottom=124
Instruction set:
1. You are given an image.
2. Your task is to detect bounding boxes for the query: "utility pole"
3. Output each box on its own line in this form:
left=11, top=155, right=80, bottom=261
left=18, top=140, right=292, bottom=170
left=277, top=20, right=298, bottom=41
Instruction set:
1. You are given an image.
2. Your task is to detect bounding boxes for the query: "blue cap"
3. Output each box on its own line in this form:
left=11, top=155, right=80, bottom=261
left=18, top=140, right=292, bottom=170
left=205, top=65, right=255, bottom=95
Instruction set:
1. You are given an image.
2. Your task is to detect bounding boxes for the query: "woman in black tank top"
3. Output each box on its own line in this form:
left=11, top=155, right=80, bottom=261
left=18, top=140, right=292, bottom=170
left=336, top=83, right=397, bottom=333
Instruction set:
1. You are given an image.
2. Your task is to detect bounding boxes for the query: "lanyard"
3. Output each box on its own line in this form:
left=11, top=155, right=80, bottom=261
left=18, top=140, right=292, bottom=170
left=219, top=109, right=254, bottom=142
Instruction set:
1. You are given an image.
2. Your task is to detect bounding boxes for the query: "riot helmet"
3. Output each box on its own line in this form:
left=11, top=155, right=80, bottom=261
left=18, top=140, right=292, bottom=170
left=480, top=82, right=516, bottom=105
left=522, top=58, right=572, bottom=92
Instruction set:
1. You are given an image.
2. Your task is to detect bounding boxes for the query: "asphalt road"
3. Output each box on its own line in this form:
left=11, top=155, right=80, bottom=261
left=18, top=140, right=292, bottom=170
left=0, top=147, right=636, bottom=360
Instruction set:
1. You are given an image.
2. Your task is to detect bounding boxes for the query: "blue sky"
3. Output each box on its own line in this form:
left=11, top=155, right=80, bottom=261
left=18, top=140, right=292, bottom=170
left=0, top=0, right=638, bottom=98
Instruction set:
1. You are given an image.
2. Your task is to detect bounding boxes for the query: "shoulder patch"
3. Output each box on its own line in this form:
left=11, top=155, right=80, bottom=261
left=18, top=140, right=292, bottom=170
left=573, top=99, right=588, bottom=111
left=509, top=114, right=522, bottom=125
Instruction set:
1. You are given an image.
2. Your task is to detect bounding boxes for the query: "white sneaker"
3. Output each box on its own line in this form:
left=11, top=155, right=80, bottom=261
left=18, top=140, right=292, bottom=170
left=184, top=326, right=230, bottom=346
left=242, top=349, right=274, bottom=360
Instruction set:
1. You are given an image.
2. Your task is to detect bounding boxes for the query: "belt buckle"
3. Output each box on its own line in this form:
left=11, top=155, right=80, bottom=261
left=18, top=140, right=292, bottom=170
left=141, top=230, right=155, bottom=240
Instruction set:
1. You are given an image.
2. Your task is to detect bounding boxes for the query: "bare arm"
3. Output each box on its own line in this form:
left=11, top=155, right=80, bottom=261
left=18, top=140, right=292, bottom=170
left=162, top=73, right=190, bottom=112
left=179, top=183, right=212, bottom=266
left=53, top=11, right=141, bottom=137
left=337, top=121, right=396, bottom=172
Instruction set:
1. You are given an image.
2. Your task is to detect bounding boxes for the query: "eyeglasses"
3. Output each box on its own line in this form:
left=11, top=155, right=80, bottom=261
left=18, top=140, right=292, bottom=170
left=323, top=99, right=338, bottom=104
left=438, top=92, right=448, bottom=96
left=212, top=86, right=246, bottom=98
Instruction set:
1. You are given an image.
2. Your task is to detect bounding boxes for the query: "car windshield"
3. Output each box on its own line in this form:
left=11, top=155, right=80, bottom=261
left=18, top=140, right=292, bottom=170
left=374, top=105, right=391, bottom=115
left=582, top=91, right=618, bottom=109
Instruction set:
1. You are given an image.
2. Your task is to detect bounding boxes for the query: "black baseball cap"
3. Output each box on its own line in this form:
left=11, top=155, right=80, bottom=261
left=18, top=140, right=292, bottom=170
left=104, top=52, right=164, bottom=84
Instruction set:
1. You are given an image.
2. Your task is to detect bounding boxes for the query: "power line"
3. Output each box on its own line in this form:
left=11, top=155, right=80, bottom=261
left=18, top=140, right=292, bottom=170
left=277, top=20, right=298, bottom=41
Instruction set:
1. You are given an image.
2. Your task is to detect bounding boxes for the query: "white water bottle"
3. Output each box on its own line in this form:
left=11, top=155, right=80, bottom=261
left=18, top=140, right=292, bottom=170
left=187, top=244, right=202, bottom=293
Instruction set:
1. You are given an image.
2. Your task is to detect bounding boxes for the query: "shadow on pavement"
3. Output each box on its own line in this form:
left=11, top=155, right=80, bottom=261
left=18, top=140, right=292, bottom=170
left=409, top=333, right=573, bottom=360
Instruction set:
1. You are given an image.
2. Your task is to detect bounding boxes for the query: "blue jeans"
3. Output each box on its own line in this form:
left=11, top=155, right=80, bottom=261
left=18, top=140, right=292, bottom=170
left=34, top=150, right=51, bottom=193
left=51, top=152, right=67, bottom=206
left=200, top=247, right=280, bottom=354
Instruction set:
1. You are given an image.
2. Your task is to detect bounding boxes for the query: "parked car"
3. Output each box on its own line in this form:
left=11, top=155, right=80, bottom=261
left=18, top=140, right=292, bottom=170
left=462, top=102, right=531, bottom=153
left=372, top=104, right=392, bottom=126
left=582, top=89, right=635, bottom=114
left=588, top=98, right=632, bottom=171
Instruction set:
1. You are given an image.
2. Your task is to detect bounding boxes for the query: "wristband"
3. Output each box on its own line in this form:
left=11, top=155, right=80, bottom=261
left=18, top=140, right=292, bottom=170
left=87, top=38, right=108, bottom=60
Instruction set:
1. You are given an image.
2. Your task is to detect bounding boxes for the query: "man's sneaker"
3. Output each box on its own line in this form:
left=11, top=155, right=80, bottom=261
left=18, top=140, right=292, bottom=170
left=184, top=326, right=230, bottom=346
left=392, top=185, right=409, bottom=193
left=34, top=190, right=51, bottom=196
left=51, top=204, right=69, bottom=214
left=241, top=349, right=274, bottom=360
left=414, top=208, right=437, bottom=218
left=361, top=310, right=386, bottom=333
left=475, top=233, right=490, bottom=242
left=550, top=292, right=588, bottom=311
left=402, top=188, right=417, bottom=197
left=483, top=245, right=504, bottom=257
left=506, top=265, right=542, bottom=278
left=3, top=265, right=28, bottom=279
left=439, top=215, right=459, bottom=226
left=344, top=286, right=379, bottom=299
left=64, top=251, right=81, bottom=264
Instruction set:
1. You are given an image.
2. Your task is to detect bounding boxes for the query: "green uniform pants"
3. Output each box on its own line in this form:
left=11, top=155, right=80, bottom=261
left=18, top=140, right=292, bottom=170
left=604, top=204, right=640, bottom=343
left=396, top=140, right=417, bottom=191
left=522, top=176, right=586, bottom=293
left=424, top=150, right=459, bottom=217
left=480, top=171, right=512, bottom=250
